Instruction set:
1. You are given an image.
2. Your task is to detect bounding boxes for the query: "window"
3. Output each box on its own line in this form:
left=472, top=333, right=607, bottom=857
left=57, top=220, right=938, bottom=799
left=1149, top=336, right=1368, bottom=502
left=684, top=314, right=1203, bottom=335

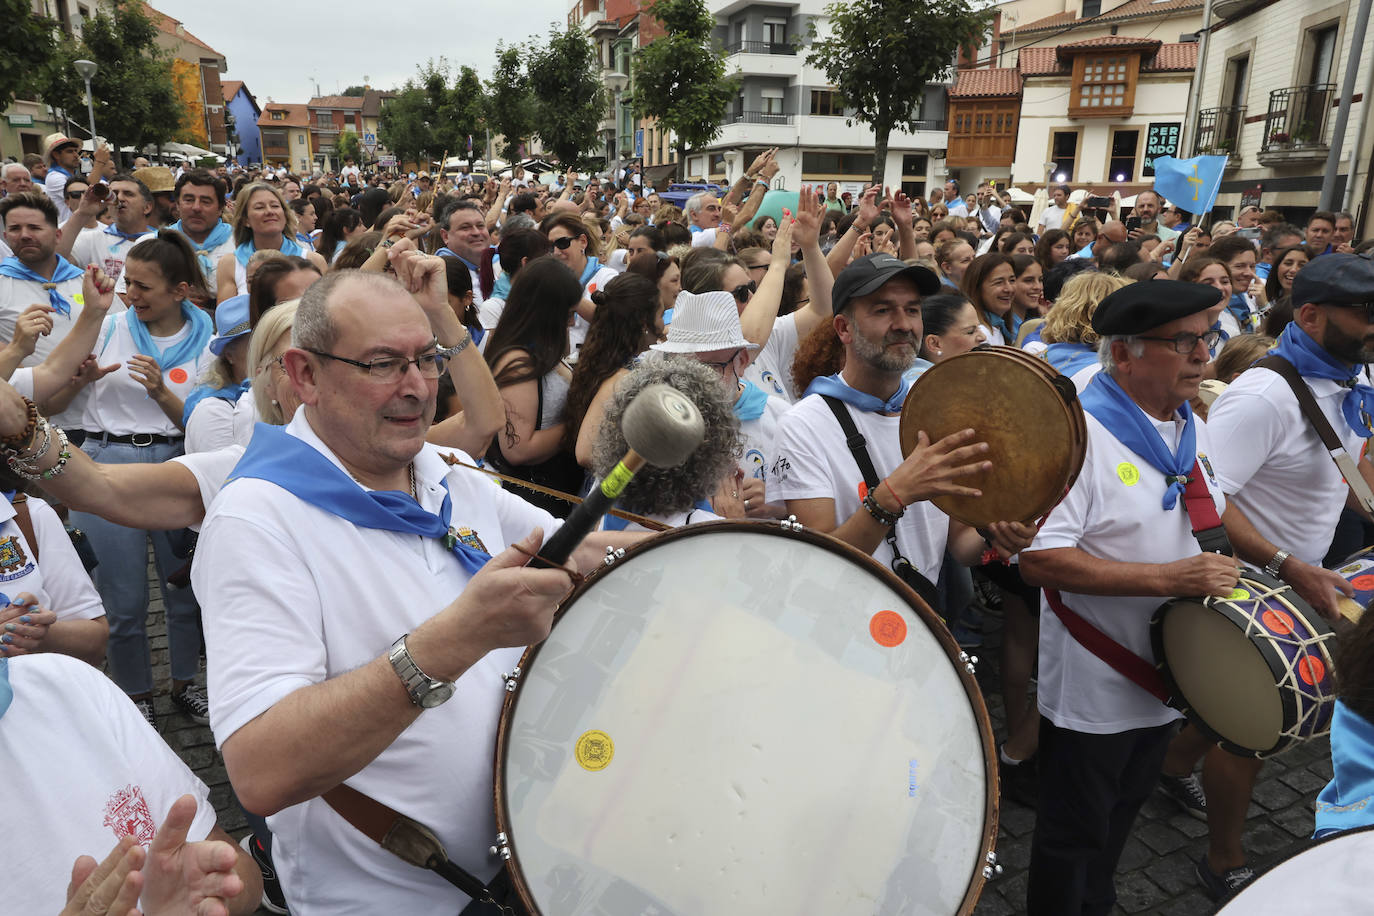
left=761, top=88, right=784, bottom=116
left=811, top=90, right=844, bottom=116
left=271, top=111, right=284, bottom=121
left=1108, top=129, right=1139, bottom=182
left=1050, top=130, right=1079, bottom=181
left=1308, top=25, right=1337, bottom=84
left=764, top=19, right=786, bottom=45
left=318, top=112, right=334, bottom=128
left=1225, top=54, right=1249, bottom=109
left=902, top=154, right=929, bottom=176
left=297, top=135, right=304, bottom=145
left=1082, top=0, right=1101, bottom=15
left=1068, top=54, right=1139, bottom=117
left=802, top=152, right=875, bottom=175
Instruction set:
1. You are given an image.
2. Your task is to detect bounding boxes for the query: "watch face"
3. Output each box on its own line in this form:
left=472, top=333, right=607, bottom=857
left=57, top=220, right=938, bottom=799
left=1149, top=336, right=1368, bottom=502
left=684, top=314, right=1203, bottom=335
left=419, top=682, right=455, bottom=708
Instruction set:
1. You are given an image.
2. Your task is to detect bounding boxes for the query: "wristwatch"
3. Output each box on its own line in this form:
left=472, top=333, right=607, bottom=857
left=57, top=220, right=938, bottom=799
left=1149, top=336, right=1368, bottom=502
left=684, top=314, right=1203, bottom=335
left=389, top=634, right=455, bottom=709
left=1264, top=547, right=1292, bottom=578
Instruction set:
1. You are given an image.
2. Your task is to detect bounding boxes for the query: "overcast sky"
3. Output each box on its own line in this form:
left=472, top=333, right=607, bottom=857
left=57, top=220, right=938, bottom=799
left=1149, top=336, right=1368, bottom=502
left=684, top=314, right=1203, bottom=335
left=149, top=1, right=572, bottom=103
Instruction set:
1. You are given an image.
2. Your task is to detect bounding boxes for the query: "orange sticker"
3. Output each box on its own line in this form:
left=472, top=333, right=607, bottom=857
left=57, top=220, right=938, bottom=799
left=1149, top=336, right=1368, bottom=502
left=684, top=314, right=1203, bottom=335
left=1298, top=656, right=1327, bottom=686
left=1352, top=574, right=1374, bottom=591
left=870, top=610, right=907, bottom=647
left=167, top=367, right=189, bottom=384
left=1261, top=609, right=1295, bottom=636
left=858, top=481, right=869, bottom=501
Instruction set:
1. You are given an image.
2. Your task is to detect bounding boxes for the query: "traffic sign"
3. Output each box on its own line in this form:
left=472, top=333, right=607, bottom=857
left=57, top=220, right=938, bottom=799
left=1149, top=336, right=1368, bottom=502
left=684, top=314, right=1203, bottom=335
left=363, top=131, right=378, bottom=155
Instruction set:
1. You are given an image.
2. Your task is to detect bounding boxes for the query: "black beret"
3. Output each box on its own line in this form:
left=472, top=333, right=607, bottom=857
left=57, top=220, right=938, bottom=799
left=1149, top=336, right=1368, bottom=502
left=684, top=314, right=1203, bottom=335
left=1292, top=252, right=1374, bottom=308
left=1090, top=279, right=1225, bottom=335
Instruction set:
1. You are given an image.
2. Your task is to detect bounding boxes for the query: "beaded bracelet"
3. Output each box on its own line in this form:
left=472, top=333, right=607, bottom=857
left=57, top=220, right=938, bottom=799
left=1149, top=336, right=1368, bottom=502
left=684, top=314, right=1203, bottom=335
left=0, top=398, right=38, bottom=453
left=862, top=488, right=904, bottom=527
left=10, top=425, right=69, bottom=481
left=19, top=416, right=52, bottom=464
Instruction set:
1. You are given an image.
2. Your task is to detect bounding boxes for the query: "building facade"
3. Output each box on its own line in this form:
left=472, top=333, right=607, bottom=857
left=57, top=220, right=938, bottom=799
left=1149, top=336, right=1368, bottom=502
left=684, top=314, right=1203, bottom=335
left=221, top=80, right=261, bottom=166
left=305, top=95, right=365, bottom=173
left=144, top=2, right=229, bottom=153
left=1190, top=0, right=1372, bottom=225
left=259, top=103, right=312, bottom=175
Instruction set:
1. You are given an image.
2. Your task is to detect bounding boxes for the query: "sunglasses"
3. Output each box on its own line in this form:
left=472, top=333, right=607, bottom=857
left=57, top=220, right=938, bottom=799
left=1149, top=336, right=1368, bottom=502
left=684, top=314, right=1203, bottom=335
left=66, top=190, right=87, bottom=200
left=730, top=281, right=757, bottom=304
left=551, top=236, right=580, bottom=250
left=1328, top=301, right=1374, bottom=322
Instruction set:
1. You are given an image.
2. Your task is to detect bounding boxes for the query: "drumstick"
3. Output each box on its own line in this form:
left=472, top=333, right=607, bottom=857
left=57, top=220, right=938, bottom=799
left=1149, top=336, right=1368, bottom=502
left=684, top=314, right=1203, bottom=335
left=529, top=383, right=705, bottom=568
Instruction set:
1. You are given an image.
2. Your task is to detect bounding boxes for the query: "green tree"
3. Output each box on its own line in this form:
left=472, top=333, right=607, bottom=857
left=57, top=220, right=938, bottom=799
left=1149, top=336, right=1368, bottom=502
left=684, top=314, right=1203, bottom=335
left=336, top=128, right=361, bottom=164
left=448, top=66, right=487, bottom=164
left=378, top=83, right=434, bottom=166
left=0, top=0, right=58, bottom=151
left=342, top=85, right=367, bottom=97
left=807, top=0, right=993, bottom=186
left=39, top=1, right=184, bottom=155
left=527, top=25, right=605, bottom=169
left=632, top=0, right=740, bottom=179
left=485, top=44, right=535, bottom=163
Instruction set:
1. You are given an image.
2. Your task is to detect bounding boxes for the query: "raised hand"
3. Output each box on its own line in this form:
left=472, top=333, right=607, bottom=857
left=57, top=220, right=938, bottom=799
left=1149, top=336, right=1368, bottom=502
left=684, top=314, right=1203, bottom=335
left=793, top=186, right=822, bottom=248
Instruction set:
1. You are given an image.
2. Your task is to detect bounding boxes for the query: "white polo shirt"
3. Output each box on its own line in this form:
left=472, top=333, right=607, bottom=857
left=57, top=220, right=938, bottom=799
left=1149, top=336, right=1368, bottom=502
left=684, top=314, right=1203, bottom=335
left=0, top=269, right=104, bottom=428
left=768, top=391, right=948, bottom=580
left=171, top=443, right=245, bottom=530
left=0, top=494, right=103, bottom=622
left=71, top=226, right=156, bottom=286
left=195, top=411, right=559, bottom=915
left=6, top=653, right=216, bottom=915
left=84, top=315, right=212, bottom=437
left=1027, top=411, right=1223, bottom=734
left=1206, top=366, right=1364, bottom=565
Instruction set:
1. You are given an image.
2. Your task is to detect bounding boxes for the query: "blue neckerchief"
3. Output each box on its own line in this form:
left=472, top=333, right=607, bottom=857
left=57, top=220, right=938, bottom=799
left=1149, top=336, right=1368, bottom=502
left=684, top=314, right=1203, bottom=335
left=1255, top=262, right=1273, bottom=281
left=49, top=165, right=72, bottom=179
left=170, top=220, right=232, bottom=280
left=1271, top=322, right=1374, bottom=437
left=1007, top=311, right=1024, bottom=339
left=436, top=247, right=479, bottom=273
left=470, top=325, right=485, bottom=346
left=1079, top=371, right=1196, bottom=509
left=688, top=224, right=703, bottom=234
left=103, top=224, right=148, bottom=243
left=234, top=236, right=303, bottom=267
left=126, top=300, right=213, bottom=371
left=228, top=423, right=491, bottom=576
left=902, top=357, right=934, bottom=382
left=181, top=379, right=250, bottom=428
left=1209, top=319, right=1230, bottom=359
left=0, top=256, right=83, bottom=317
left=1045, top=342, right=1099, bottom=377
left=1074, top=243, right=1094, bottom=259
left=492, top=271, right=511, bottom=302
left=1315, top=701, right=1374, bottom=838
left=296, top=232, right=313, bottom=247
left=1226, top=293, right=1257, bottom=333
left=1022, top=325, right=1044, bottom=346
left=0, top=657, right=10, bottom=721
left=733, top=380, right=768, bottom=422
left=579, top=257, right=602, bottom=288
left=332, top=240, right=346, bottom=263
left=985, top=311, right=1010, bottom=341
left=805, top=372, right=912, bottom=414
left=940, top=276, right=958, bottom=288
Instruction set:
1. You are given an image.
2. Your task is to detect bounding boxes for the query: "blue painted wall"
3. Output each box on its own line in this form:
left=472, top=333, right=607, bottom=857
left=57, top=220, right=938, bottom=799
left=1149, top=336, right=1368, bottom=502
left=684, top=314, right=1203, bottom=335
left=227, top=89, right=261, bottom=165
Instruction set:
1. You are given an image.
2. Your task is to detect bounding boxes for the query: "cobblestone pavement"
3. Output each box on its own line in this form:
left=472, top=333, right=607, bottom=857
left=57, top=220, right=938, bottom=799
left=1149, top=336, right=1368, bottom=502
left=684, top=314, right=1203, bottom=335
left=139, top=564, right=1333, bottom=916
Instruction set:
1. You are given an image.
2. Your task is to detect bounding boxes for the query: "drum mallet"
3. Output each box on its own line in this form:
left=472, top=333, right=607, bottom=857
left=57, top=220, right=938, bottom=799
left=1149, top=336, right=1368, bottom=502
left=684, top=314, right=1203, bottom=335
left=529, top=383, right=704, bottom=567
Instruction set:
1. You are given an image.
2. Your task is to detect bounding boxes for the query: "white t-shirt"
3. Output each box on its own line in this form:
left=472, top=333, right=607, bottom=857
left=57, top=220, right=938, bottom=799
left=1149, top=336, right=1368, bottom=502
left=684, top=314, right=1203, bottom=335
left=1027, top=411, right=1223, bottom=734
left=5, top=653, right=216, bottom=915
left=977, top=322, right=1007, bottom=347
left=1206, top=366, right=1363, bottom=565
left=744, top=312, right=801, bottom=403
left=0, top=494, right=103, bottom=621
left=690, top=226, right=719, bottom=247
left=184, top=389, right=254, bottom=454
left=739, top=391, right=787, bottom=481
left=44, top=169, right=72, bottom=221
left=83, top=315, right=212, bottom=437
left=569, top=264, right=619, bottom=352
left=194, top=411, right=561, bottom=915
left=71, top=226, right=156, bottom=287
left=768, top=390, right=949, bottom=579
left=0, top=270, right=111, bottom=428
left=1038, top=204, right=1067, bottom=232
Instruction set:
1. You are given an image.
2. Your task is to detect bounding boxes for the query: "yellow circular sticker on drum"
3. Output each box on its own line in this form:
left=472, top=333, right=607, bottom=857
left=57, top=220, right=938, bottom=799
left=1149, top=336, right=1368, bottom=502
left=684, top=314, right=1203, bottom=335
left=1116, top=462, right=1140, bottom=486
left=1228, top=588, right=1251, bottom=600
left=574, top=730, right=615, bottom=772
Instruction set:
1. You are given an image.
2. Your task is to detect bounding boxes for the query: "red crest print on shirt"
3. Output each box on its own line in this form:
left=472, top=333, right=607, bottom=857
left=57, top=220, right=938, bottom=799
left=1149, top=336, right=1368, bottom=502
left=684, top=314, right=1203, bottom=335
left=102, top=784, right=157, bottom=845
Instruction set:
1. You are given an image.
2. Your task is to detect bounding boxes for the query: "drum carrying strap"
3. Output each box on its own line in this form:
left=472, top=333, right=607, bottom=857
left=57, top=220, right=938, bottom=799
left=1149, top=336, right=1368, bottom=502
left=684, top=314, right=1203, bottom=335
left=1254, top=354, right=1374, bottom=522
left=1043, top=458, right=1231, bottom=705
left=819, top=396, right=939, bottom=608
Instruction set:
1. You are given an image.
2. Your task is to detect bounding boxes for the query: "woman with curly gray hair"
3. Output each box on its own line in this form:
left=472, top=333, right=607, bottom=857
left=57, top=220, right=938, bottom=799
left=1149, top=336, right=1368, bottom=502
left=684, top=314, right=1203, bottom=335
left=592, top=356, right=744, bottom=531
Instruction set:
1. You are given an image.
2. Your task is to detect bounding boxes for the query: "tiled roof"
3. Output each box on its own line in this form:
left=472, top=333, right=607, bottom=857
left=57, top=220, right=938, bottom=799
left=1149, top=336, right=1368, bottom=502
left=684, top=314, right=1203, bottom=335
left=1147, top=42, right=1198, bottom=71
left=221, top=80, right=243, bottom=103
left=950, top=67, right=1024, bottom=98
left=261, top=103, right=310, bottom=128
left=307, top=95, right=365, bottom=110
left=141, top=2, right=224, bottom=60
left=1019, top=41, right=1198, bottom=76
left=1016, top=0, right=1202, bottom=32
left=1019, top=47, right=1066, bottom=75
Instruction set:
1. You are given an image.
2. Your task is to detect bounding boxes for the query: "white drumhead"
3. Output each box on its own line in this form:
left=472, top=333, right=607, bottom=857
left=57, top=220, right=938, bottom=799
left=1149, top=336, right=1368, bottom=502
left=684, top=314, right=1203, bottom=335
left=498, top=525, right=992, bottom=916
left=1217, top=827, right=1374, bottom=913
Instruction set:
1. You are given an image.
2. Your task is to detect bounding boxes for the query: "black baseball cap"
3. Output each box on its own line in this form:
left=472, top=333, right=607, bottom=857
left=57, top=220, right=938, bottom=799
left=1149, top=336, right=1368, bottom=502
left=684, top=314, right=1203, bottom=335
left=1292, top=252, right=1374, bottom=309
left=832, top=253, right=941, bottom=314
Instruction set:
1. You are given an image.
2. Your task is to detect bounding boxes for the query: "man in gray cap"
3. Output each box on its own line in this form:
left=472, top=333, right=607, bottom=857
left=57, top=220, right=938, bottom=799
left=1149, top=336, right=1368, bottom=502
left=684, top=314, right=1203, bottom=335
left=1018, top=279, right=1240, bottom=914
left=769, top=253, right=1035, bottom=600
left=1173, top=252, right=1374, bottom=901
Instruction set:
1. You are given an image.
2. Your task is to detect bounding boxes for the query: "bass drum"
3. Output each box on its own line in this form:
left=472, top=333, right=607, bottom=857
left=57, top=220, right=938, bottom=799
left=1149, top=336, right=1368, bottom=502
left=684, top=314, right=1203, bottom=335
left=1216, top=825, right=1374, bottom=914
left=493, top=521, right=999, bottom=916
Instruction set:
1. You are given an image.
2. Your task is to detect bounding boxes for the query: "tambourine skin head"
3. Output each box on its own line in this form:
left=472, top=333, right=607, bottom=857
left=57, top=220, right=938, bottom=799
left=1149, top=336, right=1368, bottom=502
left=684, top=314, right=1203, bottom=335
left=900, top=349, right=1086, bottom=527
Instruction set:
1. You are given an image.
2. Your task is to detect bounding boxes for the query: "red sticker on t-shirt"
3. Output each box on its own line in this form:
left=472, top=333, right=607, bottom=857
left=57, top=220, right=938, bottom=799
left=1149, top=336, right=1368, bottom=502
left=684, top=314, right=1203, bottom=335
left=167, top=367, right=189, bottom=384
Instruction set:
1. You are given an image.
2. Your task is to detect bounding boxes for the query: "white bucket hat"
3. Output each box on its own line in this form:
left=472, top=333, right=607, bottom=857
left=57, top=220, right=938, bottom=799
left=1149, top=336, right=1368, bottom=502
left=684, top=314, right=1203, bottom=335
left=651, top=290, right=759, bottom=354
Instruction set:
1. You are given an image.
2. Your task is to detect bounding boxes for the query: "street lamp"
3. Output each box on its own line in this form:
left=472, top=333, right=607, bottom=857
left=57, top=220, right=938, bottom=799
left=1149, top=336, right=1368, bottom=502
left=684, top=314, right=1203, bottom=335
left=606, top=70, right=629, bottom=181
left=74, top=59, right=98, bottom=151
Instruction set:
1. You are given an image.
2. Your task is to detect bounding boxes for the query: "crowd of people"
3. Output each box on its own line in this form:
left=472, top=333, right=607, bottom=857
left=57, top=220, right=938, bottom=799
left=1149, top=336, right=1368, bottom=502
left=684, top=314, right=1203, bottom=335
left=2, top=129, right=1374, bottom=915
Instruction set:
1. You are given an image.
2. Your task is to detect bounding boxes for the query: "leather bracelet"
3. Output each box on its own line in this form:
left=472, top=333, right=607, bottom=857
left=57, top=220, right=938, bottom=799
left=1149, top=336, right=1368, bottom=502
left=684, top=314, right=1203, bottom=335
left=862, top=489, right=903, bottom=527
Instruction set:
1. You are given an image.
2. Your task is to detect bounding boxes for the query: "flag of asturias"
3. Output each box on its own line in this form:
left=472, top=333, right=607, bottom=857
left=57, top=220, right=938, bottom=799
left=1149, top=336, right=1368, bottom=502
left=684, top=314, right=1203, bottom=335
left=1152, top=154, right=1228, bottom=214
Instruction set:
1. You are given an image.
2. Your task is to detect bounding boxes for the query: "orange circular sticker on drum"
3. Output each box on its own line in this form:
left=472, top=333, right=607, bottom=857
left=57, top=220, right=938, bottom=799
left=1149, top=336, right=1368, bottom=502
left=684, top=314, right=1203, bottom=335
left=167, top=367, right=189, bottom=384
left=574, top=730, right=614, bottom=772
left=1351, top=574, right=1374, bottom=591
left=869, top=610, right=907, bottom=648
left=1261, top=609, right=1295, bottom=635
left=1298, top=656, right=1327, bottom=686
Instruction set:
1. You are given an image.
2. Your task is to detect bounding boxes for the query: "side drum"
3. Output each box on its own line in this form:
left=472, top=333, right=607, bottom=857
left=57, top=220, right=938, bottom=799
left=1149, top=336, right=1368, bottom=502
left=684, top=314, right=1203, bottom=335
left=493, top=521, right=1000, bottom=915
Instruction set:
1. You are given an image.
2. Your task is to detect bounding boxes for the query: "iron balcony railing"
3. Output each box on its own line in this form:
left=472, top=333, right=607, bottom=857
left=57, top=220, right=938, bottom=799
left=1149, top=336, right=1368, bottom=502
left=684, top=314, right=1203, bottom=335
left=720, top=110, right=795, bottom=125
left=1260, top=84, right=1334, bottom=152
left=1193, top=105, right=1246, bottom=157
left=724, top=40, right=796, bottom=55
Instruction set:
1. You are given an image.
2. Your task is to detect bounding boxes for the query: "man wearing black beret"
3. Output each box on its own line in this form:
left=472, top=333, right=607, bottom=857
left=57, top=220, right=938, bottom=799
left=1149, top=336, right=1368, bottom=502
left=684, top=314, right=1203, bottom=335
left=1019, top=279, right=1241, bottom=915
left=1176, top=252, right=1374, bottom=900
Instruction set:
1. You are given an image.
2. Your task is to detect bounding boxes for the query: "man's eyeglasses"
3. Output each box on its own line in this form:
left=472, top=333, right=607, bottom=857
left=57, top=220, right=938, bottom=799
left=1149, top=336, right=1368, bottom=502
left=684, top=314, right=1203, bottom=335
left=730, top=281, right=757, bottom=304
left=551, top=236, right=579, bottom=250
left=1137, top=330, right=1222, bottom=354
left=698, top=348, right=743, bottom=374
left=304, top=347, right=446, bottom=382
left=65, top=190, right=87, bottom=200
left=1327, top=301, right=1374, bottom=322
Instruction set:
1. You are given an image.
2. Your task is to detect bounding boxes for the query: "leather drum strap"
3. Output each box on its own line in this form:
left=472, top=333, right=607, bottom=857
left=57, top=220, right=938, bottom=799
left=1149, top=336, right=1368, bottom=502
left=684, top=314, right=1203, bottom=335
left=10, top=494, right=38, bottom=565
